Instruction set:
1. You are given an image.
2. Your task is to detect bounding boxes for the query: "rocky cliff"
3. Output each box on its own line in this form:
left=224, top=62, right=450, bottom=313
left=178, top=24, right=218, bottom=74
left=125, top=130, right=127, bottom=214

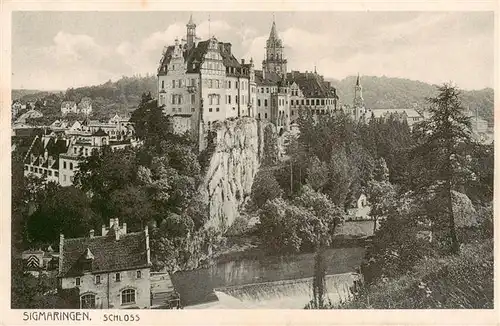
left=200, top=117, right=275, bottom=231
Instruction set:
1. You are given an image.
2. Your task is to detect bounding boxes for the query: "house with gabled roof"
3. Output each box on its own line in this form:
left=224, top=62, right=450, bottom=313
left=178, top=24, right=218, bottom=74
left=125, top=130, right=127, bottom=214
left=58, top=218, right=152, bottom=309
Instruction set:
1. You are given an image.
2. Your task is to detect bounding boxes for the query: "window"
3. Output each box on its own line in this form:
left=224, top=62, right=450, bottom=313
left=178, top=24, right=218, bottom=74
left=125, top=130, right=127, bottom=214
left=235, top=95, right=238, bottom=104
left=121, top=289, right=136, bottom=305
left=136, top=271, right=142, bottom=279
left=178, top=79, right=182, bottom=88
left=80, top=294, right=95, bottom=308
left=216, top=107, right=220, bottom=112
left=235, top=81, right=239, bottom=89
left=265, top=113, right=268, bottom=119
left=69, top=162, right=73, bottom=170
left=48, top=170, right=52, bottom=176
left=228, top=95, right=231, bottom=104
left=216, top=96, right=220, bottom=105
left=95, top=275, right=101, bottom=284
left=30, top=166, right=33, bottom=172
left=55, top=171, right=59, bottom=177
left=115, top=273, right=121, bottom=282
left=228, top=81, right=231, bottom=89
left=161, top=80, right=165, bottom=89
left=209, top=108, right=213, bottom=112
left=63, top=175, right=67, bottom=182
left=191, top=107, right=195, bottom=112
left=191, top=78, right=195, bottom=86
left=191, top=94, right=195, bottom=104
left=24, top=165, right=28, bottom=171
left=73, top=147, right=77, bottom=154
left=266, top=88, right=269, bottom=93
left=172, top=80, right=175, bottom=88
left=76, top=277, right=81, bottom=286
left=301, top=99, right=305, bottom=105
left=258, top=113, right=261, bottom=119
left=264, top=99, right=268, bottom=106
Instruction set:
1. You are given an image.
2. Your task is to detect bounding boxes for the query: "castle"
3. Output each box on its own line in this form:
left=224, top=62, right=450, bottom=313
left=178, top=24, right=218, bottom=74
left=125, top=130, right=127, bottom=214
left=157, top=16, right=339, bottom=141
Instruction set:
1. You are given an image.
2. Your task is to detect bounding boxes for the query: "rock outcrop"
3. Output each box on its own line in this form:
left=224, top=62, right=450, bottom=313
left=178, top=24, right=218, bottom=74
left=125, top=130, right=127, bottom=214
left=200, top=117, right=275, bottom=231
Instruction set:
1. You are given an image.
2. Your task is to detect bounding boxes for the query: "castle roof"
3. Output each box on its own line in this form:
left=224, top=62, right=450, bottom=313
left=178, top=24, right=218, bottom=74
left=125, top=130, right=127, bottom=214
left=287, top=71, right=338, bottom=98
left=92, top=128, right=108, bottom=136
left=59, top=231, right=149, bottom=277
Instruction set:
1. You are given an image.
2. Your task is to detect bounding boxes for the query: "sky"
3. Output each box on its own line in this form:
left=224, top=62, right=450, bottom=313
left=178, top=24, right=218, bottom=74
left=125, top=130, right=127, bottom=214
left=11, top=11, right=494, bottom=91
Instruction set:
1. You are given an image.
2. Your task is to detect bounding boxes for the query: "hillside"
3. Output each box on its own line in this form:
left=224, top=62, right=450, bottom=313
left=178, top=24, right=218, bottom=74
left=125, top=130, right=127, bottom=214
left=330, top=76, right=494, bottom=125
left=12, top=75, right=157, bottom=121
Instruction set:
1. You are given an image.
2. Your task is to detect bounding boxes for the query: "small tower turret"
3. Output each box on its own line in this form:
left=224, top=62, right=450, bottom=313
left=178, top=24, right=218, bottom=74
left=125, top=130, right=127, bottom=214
left=186, top=14, right=197, bottom=50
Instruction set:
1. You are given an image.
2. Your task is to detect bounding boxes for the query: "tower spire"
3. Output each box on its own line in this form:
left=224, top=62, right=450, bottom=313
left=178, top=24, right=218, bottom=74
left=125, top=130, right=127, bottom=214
left=356, top=73, right=360, bottom=86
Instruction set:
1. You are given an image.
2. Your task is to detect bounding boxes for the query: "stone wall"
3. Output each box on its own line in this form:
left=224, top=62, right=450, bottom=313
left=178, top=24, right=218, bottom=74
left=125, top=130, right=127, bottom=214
left=199, top=117, right=275, bottom=231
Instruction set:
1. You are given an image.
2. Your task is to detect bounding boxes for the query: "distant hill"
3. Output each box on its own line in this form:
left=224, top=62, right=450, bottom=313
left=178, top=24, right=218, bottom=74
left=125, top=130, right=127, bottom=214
left=329, top=76, right=494, bottom=125
left=12, top=75, right=157, bottom=121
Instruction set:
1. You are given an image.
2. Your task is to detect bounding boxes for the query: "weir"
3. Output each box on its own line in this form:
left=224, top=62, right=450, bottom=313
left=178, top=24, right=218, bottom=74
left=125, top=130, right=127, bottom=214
left=186, top=273, right=361, bottom=309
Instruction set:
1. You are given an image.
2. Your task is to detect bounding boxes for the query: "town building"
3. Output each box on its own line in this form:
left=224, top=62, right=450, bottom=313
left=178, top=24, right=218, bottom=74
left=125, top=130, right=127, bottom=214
left=157, top=16, right=338, bottom=139
left=61, top=98, right=93, bottom=116
left=24, top=128, right=140, bottom=187
left=58, top=218, right=151, bottom=309
left=61, top=101, right=78, bottom=115
left=78, top=97, right=93, bottom=115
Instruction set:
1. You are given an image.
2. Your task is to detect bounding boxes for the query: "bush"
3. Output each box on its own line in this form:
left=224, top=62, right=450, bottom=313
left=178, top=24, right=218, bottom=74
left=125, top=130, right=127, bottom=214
left=339, top=239, right=493, bottom=309
left=225, top=216, right=250, bottom=236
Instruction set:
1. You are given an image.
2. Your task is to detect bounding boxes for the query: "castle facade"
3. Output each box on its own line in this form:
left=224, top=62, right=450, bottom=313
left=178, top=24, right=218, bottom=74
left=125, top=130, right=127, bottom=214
left=157, top=16, right=339, bottom=138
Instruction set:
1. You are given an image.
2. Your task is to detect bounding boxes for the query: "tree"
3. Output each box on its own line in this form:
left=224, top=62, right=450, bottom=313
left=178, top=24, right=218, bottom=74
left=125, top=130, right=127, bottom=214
left=410, top=83, right=474, bottom=254
left=306, top=156, right=329, bottom=191
left=109, top=185, right=153, bottom=231
left=26, top=185, right=96, bottom=246
left=250, top=169, right=283, bottom=209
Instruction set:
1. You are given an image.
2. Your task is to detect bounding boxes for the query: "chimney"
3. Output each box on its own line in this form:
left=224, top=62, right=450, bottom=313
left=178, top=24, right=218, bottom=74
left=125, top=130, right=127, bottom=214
left=241, top=59, right=245, bottom=65
left=145, top=226, right=151, bottom=265
left=122, top=223, right=127, bottom=235
left=113, top=221, right=120, bottom=241
left=89, top=229, right=95, bottom=238
left=58, top=234, right=64, bottom=274
left=101, top=224, right=106, bottom=236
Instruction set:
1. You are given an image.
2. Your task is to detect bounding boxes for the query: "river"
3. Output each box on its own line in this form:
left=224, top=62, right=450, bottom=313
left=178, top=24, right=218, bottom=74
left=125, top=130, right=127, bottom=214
left=170, top=246, right=366, bottom=308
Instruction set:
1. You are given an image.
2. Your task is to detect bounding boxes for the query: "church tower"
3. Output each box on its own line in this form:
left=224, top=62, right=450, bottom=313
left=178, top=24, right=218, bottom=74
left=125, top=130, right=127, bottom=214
left=186, top=14, right=197, bottom=50
left=353, top=74, right=365, bottom=121
left=262, top=18, right=287, bottom=78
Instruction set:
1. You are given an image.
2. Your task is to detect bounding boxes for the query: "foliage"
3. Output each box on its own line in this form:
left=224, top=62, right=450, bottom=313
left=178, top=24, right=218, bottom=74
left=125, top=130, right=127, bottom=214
left=409, top=83, right=475, bottom=254
left=258, top=186, right=344, bottom=254
left=262, top=124, right=279, bottom=166
left=340, top=239, right=493, bottom=309
left=26, top=185, right=96, bottom=246
left=250, top=169, right=283, bottom=209
left=150, top=227, right=224, bottom=273
left=225, top=215, right=251, bottom=236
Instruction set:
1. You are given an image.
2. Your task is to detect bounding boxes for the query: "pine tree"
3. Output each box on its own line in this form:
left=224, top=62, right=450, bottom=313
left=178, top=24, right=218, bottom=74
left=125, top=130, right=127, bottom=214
left=411, top=83, right=473, bottom=254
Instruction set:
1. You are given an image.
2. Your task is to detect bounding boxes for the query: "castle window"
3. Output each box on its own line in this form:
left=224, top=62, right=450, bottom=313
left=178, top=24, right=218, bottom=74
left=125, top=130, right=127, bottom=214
left=228, top=95, right=231, bottom=104
left=216, top=107, right=220, bottom=112
left=137, top=270, right=142, bottom=279
left=316, top=99, right=320, bottom=105
left=258, top=113, right=261, bottom=119
left=322, top=99, right=325, bottom=105
left=264, top=99, right=268, bottom=106
left=191, top=108, right=195, bottom=112
left=121, top=289, right=136, bottom=305
left=235, top=81, right=239, bottom=89
left=209, top=108, right=213, bottom=112
left=216, top=96, right=220, bottom=105
left=69, top=162, right=73, bottom=170
left=161, top=80, right=165, bottom=89
left=292, top=110, right=295, bottom=116
left=258, top=99, right=261, bottom=106
left=265, top=113, right=268, bottom=119
left=266, top=88, right=269, bottom=93
left=261, top=88, right=264, bottom=93
left=233, top=107, right=235, bottom=110
left=76, top=277, right=81, bottom=286
left=172, top=80, right=175, bottom=88
left=228, top=81, right=232, bottom=89
left=95, top=275, right=101, bottom=284
left=301, top=99, right=304, bottom=105
left=80, top=294, right=95, bottom=309
left=115, top=273, right=121, bottom=282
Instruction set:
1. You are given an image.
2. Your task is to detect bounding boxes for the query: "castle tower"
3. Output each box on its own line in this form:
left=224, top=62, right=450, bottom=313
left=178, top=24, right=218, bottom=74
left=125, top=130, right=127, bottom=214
left=353, top=74, right=365, bottom=121
left=186, top=14, right=197, bottom=50
left=262, top=18, right=287, bottom=78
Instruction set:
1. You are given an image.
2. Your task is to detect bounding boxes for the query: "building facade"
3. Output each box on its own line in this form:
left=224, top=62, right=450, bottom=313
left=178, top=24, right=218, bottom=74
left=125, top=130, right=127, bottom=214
left=58, top=218, right=151, bottom=309
left=157, top=16, right=339, bottom=137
